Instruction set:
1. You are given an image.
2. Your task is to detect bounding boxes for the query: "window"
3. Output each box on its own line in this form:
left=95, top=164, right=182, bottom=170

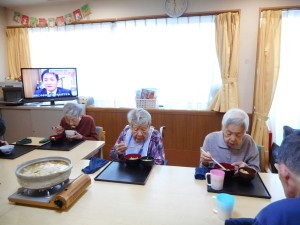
left=268, top=9, right=300, bottom=144
left=29, top=15, right=221, bottom=109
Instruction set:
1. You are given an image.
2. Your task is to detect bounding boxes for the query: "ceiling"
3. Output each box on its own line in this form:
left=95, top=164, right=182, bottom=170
left=0, top=0, right=71, bottom=8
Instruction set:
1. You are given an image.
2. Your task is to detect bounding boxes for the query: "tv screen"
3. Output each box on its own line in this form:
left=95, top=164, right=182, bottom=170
left=21, top=68, right=78, bottom=105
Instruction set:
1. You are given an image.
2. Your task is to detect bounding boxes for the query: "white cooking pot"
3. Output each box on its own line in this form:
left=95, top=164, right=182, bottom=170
left=15, top=156, right=72, bottom=190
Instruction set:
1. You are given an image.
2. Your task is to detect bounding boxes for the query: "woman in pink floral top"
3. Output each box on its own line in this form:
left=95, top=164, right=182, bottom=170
left=110, top=108, right=165, bottom=165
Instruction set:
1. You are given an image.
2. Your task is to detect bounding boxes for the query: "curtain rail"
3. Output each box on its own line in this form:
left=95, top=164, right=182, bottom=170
left=260, top=5, right=300, bottom=11
left=6, top=9, right=240, bottom=29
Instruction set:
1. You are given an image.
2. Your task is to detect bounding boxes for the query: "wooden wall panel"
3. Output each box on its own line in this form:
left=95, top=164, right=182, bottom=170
left=86, top=107, right=225, bottom=167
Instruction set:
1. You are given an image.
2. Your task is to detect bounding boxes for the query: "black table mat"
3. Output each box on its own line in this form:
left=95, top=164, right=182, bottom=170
left=0, top=145, right=38, bottom=159
left=94, top=161, right=152, bottom=185
left=207, top=173, right=271, bottom=199
left=37, top=139, right=84, bottom=151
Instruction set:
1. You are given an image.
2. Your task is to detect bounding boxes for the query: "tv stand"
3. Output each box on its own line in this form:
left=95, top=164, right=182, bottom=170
left=39, top=100, right=64, bottom=106
left=0, top=102, right=85, bottom=143
left=0, top=106, right=64, bottom=143
left=49, top=100, right=64, bottom=106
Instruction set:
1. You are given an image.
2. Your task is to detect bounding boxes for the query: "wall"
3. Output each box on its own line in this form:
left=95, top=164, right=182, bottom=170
left=1, top=0, right=300, bottom=112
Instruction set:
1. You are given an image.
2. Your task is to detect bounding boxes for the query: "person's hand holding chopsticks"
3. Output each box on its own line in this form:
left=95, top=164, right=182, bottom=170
left=200, top=147, right=213, bottom=167
left=115, top=141, right=128, bottom=155
left=200, top=147, right=228, bottom=170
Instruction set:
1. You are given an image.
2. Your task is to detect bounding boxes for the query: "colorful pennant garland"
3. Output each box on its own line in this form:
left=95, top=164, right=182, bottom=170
left=13, top=4, right=91, bottom=28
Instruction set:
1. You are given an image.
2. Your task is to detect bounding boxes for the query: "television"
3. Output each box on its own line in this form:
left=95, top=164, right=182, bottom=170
left=21, top=68, right=78, bottom=105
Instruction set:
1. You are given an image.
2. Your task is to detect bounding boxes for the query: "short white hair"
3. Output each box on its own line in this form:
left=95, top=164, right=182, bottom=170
left=127, top=108, right=151, bottom=126
left=63, top=103, right=83, bottom=118
left=222, top=108, right=249, bottom=133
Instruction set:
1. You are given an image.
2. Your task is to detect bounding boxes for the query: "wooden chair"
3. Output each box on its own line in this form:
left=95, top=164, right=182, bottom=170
left=96, top=126, right=105, bottom=141
left=160, top=126, right=166, bottom=138
left=159, top=126, right=168, bottom=165
left=95, top=126, right=105, bottom=158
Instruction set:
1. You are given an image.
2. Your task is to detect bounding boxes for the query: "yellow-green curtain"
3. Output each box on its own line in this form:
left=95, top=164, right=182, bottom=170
left=209, top=12, right=240, bottom=112
left=251, top=10, right=282, bottom=172
left=6, top=28, right=31, bottom=80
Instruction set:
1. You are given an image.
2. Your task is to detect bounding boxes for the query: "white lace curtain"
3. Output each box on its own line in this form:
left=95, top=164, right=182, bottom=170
left=28, top=15, right=221, bottom=109
left=268, top=9, right=300, bottom=144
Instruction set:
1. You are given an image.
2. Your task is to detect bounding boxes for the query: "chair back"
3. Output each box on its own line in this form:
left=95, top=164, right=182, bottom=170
left=160, top=126, right=166, bottom=138
left=159, top=126, right=167, bottom=165
left=96, top=126, right=105, bottom=141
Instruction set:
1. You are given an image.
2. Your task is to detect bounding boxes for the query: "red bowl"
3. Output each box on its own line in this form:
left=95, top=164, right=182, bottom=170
left=214, top=162, right=235, bottom=179
left=124, top=154, right=141, bottom=166
left=49, top=134, right=64, bottom=144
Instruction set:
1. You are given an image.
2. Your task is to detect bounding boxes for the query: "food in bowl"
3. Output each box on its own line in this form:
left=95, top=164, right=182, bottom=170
left=214, top=162, right=235, bottom=179
left=65, top=130, right=76, bottom=137
left=125, top=154, right=141, bottom=160
left=140, top=156, right=154, bottom=168
left=15, top=156, right=72, bottom=189
left=124, top=154, right=141, bottom=166
left=239, top=168, right=249, bottom=174
left=50, top=134, right=64, bottom=144
left=128, top=157, right=139, bottom=160
left=20, top=160, right=69, bottom=177
left=238, top=167, right=256, bottom=181
left=0, top=145, right=15, bottom=155
left=142, top=158, right=153, bottom=161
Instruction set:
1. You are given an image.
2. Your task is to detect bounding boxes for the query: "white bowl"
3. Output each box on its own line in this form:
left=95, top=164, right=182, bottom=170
left=0, top=145, right=15, bottom=155
left=65, top=130, right=76, bottom=137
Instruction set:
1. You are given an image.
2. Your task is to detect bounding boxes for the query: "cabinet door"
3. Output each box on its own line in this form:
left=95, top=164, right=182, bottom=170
left=1, top=109, right=33, bottom=143
left=31, top=109, right=64, bottom=137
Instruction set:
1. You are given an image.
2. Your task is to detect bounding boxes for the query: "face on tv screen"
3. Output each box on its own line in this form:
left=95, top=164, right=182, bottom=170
left=21, top=68, right=78, bottom=100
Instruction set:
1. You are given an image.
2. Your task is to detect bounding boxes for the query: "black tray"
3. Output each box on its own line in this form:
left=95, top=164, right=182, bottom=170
left=37, top=139, right=84, bottom=151
left=0, top=145, right=38, bottom=159
left=94, top=161, right=152, bottom=185
left=207, top=173, right=271, bottom=199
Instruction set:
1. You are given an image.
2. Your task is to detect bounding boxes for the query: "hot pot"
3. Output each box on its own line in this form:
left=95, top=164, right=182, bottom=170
left=15, top=156, right=72, bottom=190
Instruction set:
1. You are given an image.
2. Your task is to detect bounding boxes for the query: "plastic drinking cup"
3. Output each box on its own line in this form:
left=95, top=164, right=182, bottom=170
left=213, top=193, right=235, bottom=220
left=205, top=169, right=225, bottom=190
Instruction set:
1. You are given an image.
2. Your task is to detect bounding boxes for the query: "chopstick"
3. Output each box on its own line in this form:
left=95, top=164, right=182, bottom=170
left=200, top=148, right=227, bottom=170
left=127, top=145, right=141, bottom=149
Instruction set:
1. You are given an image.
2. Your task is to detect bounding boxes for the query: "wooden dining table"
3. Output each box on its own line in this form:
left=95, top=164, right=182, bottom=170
left=0, top=139, right=284, bottom=225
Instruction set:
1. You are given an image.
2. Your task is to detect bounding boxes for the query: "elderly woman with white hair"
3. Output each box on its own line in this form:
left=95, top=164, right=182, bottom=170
left=200, top=108, right=260, bottom=172
left=54, top=102, right=98, bottom=140
left=110, top=108, right=165, bottom=165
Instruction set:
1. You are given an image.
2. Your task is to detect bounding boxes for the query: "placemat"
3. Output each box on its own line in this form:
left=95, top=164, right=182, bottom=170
left=37, top=139, right=84, bottom=151
left=0, top=145, right=37, bottom=159
left=207, top=173, right=271, bottom=199
left=94, top=161, right=152, bottom=185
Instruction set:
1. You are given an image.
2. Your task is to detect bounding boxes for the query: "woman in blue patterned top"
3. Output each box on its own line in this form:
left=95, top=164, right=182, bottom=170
left=110, top=108, right=165, bottom=165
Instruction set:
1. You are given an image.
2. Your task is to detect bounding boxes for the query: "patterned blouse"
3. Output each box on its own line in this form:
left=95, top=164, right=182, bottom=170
left=110, top=125, right=165, bottom=165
